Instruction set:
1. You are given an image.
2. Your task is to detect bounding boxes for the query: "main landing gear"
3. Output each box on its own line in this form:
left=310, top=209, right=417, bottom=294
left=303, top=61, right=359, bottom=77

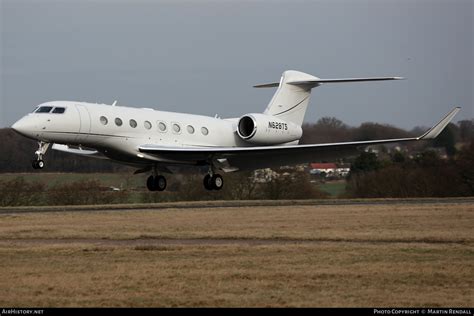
left=32, top=142, right=50, bottom=170
left=146, top=175, right=167, bottom=191
left=144, top=165, right=223, bottom=192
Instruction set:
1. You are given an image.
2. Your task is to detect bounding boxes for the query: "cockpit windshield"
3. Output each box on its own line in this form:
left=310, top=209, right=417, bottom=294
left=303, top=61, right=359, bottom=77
left=52, top=107, right=66, bottom=114
left=33, top=106, right=66, bottom=114
left=35, top=106, right=53, bottom=113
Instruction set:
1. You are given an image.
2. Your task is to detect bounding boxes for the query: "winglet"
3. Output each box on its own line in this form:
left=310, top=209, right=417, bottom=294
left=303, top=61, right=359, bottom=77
left=418, top=107, right=461, bottom=140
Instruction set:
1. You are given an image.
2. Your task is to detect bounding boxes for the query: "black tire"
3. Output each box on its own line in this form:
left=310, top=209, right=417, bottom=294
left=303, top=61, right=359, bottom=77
left=155, top=175, right=167, bottom=191
left=146, top=175, right=156, bottom=191
left=203, top=174, right=213, bottom=190
left=32, top=160, right=38, bottom=169
left=37, top=160, right=45, bottom=169
left=212, top=174, right=224, bottom=190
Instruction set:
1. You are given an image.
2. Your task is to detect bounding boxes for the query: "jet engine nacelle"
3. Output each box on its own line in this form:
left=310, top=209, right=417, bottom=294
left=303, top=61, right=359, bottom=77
left=237, top=113, right=302, bottom=145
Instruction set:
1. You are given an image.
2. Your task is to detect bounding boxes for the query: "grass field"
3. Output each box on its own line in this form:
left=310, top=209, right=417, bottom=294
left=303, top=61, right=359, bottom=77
left=0, top=202, right=472, bottom=307
left=0, top=172, right=346, bottom=199
left=318, top=180, right=347, bottom=197
left=0, top=172, right=143, bottom=189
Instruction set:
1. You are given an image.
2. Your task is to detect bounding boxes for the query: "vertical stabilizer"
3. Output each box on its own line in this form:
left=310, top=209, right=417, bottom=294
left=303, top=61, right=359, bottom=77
left=261, top=70, right=319, bottom=126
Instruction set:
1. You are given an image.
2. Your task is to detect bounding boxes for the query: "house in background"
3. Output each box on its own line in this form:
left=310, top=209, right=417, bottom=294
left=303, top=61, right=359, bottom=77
left=309, top=163, right=351, bottom=179
left=253, top=164, right=307, bottom=183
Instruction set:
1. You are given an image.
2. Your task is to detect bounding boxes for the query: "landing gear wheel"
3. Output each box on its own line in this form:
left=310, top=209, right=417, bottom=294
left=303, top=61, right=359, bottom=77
left=155, top=175, right=167, bottom=191
left=211, top=174, right=224, bottom=190
left=37, top=160, right=45, bottom=169
left=147, top=175, right=167, bottom=192
left=32, top=142, right=49, bottom=170
left=146, top=175, right=156, bottom=191
left=203, top=174, right=224, bottom=190
left=32, top=160, right=45, bottom=170
left=203, top=174, right=213, bottom=191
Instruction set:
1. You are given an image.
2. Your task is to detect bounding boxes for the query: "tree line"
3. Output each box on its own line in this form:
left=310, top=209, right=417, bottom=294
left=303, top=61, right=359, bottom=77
left=301, top=117, right=474, bottom=156
left=346, top=142, right=474, bottom=198
left=0, top=171, right=327, bottom=206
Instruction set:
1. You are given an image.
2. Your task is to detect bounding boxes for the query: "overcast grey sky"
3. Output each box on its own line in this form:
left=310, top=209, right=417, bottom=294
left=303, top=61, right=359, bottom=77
left=1, top=0, right=473, bottom=129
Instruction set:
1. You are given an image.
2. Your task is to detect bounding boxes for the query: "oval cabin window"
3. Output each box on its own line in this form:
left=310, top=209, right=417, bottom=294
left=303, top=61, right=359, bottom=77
left=201, top=127, right=209, bottom=135
left=129, top=119, right=137, bottom=128
left=115, top=118, right=123, bottom=126
left=144, top=121, right=152, bottom=129
left=173, top=123, right=181, bottom=133
left=158, top=122, right=167, bottom=132
left=100, top=116, right=108, bottom=125
left=187, top=125, right=195, bottom=134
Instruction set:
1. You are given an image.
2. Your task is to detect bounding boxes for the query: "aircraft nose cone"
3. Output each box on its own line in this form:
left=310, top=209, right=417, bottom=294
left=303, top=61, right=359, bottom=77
left=11, top=117, right=35, bottom=138
left=11, top=119, right=25, bottom=133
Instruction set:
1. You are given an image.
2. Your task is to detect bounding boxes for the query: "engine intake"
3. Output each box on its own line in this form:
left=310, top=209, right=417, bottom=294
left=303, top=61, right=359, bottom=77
left=238, top=116, right=257, bottom=139
left=236, top=113, right=302, bottom=145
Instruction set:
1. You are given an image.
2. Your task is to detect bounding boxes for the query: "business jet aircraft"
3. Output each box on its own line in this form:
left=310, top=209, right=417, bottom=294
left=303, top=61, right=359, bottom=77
left=11, top=70, right=460, bottom=192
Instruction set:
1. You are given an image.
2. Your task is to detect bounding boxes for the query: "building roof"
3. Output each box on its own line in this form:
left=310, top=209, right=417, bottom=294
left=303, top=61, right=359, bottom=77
left=310, top=163, right=337, bottom=169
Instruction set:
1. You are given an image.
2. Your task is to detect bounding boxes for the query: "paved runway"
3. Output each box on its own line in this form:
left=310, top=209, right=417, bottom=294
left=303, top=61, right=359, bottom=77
left=0, top=236, right=468, bottom=247
left=1, top=197, right=473, bottom=214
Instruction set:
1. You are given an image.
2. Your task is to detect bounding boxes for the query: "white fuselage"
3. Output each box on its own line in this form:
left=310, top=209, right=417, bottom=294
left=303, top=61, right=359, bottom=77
left=11, top=101, right=297, bottom=166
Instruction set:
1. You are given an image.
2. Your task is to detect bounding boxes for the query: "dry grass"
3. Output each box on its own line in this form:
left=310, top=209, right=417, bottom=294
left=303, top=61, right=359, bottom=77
left=0, top=203, right=472, bottom=307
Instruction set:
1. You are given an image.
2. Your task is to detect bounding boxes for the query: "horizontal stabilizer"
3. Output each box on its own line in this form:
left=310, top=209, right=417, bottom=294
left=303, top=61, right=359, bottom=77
left=288, top=77, right=404, bottom=85
left=254, top=76, right=403, bottom=88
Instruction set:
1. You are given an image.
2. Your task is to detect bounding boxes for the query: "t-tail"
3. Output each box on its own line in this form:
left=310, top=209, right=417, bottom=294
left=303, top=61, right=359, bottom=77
left=255, top=70, right=404, bottom=126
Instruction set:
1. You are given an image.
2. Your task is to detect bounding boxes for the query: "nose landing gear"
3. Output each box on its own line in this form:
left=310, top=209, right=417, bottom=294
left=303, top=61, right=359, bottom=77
left=203, top=173, right=224, bottom=191
left=32, top=142, right=50, bottom=170
left=32, top=160, right=45, bottom=169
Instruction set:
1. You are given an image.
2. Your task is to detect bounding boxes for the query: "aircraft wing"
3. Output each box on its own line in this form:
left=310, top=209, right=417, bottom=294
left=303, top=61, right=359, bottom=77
left=138, top=107, right=460, bottom=171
